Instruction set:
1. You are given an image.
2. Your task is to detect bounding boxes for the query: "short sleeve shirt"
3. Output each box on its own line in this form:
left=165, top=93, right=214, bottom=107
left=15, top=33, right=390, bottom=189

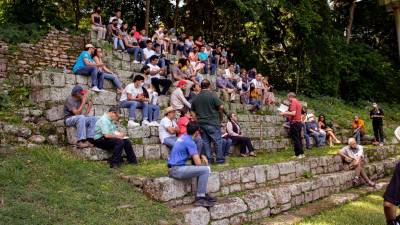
left=198, top=52, right=208, bottom=61
left=167, top=134, right=198, bottom=166
left=384, top=162, right=400, bottom=206
left=143, top=48, right=155, bottom=59
left=191, top=90, right=223, bottom=126
left=147, top=63, right=161, bottom=79
left=339, top=145, right=364, bottom=160
left=177, top=116, right=190, bottom=136
left=120, top=83, right=143, bottom=102
left=289, top=98, right=302, bottom=122
left=72, top=51, right=93, bottom=73
left=159, top=117, right=177, bottom=143
left=94, top=114, right=116, bottom=140
left=64, top=96, right=81, bottom=118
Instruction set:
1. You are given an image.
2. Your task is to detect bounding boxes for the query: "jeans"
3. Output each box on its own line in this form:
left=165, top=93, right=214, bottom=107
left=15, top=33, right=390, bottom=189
left=158, top=58, right=166, bottom=68
left=75, top=66, right=103, bottom=88
left=148, top=104, right=160, bottom=122
left=65, top=115, right=97, bottom=142
left=309, top=131, right=326, bottom=147
left=93, top=138, right=137, bottom=164
left=112, top=37, right=125, bottom=50
left=201, top=60, right=209, bottom=74
left=102, top=72, right=122, bottom=89
left=222, top=138, right=233, bottom=156
left=354, top=130, right=362, bottom=144
left=373, top=122, right=384, bottom=143
left=210, top=63, right=217, bottom=75
left=194, top=137, right=204, bottom=155
left=230, top=136, right=254, bottom=154
left=151, top=78, right=172, bottom=95
left=119, top=100, right=148, bottom=121
left=249, top=99, right=262, bottom=109
left=163, top=136, right=177, bottom=149
left=200, top=124, right=224, bottom=163
left=303, top=123, right=311, bottom=149
left=169, top=165, right=210, bottom=197
left=289, top=122, right=304, bottom=156
left=127, top=47, right=144, bottom=62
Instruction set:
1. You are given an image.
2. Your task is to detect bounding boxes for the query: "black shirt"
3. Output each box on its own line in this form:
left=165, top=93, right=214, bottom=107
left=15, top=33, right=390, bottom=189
left=384, top=162, right=400, bottom=206
left=370, top=108, right=384, bottom=124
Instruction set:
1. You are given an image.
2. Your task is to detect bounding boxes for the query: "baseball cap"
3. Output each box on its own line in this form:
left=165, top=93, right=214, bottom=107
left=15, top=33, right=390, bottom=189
left=71, top=85, right=85, bottom=95
left=85, top=44, right=95, bottom=49
left=177, top=80, right=187, bottom=88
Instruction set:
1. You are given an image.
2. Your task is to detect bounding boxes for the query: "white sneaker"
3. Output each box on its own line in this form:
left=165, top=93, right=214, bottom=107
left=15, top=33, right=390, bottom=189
left=142, top=120, right=151, bottom=126
left=128, top=120, right=140, bottom=128
left=141, top=61, right=146, bottom=64
left=150, top=121, right=159, bottom=126
left=379, top=143, right=384, bottom=146
left=91, top=86, right=101, bottom=92
left=133, top=60, right=140, bottom=64
left=297, top=154, right=305, bottom=159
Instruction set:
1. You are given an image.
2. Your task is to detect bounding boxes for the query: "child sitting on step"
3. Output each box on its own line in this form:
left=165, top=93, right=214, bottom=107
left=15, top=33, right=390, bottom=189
left=147, top=84, right=160, bottom=126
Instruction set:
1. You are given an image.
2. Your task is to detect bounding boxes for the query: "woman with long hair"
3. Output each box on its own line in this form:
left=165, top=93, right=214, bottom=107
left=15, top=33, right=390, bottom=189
left=318, top=114, right=341, bottom=147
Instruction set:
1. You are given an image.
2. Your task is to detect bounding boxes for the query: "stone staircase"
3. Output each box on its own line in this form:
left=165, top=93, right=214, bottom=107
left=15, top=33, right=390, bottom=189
left=119, top=145, right=400, bottom=225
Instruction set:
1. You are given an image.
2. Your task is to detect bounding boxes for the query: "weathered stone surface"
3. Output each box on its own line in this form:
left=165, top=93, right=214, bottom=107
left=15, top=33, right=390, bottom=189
left=239, top=167, right=255, bottom=183
left=143, top=177, right=190, bottom=202
left=133, top=144, right=144, bottom=158
left=29, top=135, right=46, bottom=144
left=207, top=172, right=221, bottom=193
left=45, top=105, right=65, bottom=121
left=66, top=127, right=77, bottom=144
left=144, top=144, right=161, bottom=160
left=72, top=147, right=111, bottom=161
left=3, top=124, right=19, bottom=134
left=210, top=219, right=230, bottom=225
left=31, top=109, right=43, bottom=117
left=242, top=193, right=269, bottom=212
left=182, top=207, right=210, bottom=225
left=92, top=91, right=117, bottom=106
left=160, top=145, right=169, bottom=159
left=254, top=165, right=268, bottom=184
left=220, top=169, right=240, bottom=186
left=229, top=213, right=248, bottom=225
left=47, top=135, right=58, bottom=144
left=17, top=127, right=32, bottom=138
left=128, top=126, right=151, bottom=138
left=271, top=186, right=291, bottom=204
left=210, top=197, right=248, bottom=220
left=278, top=161, right=296, bottom=175
left=266, top=164, right=279, bottom=180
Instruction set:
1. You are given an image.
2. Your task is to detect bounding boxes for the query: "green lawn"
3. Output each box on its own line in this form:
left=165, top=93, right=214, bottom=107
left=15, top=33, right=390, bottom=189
left=298, top=190, right=387, bottom=225
left=0, top=146, right=176, bottom=225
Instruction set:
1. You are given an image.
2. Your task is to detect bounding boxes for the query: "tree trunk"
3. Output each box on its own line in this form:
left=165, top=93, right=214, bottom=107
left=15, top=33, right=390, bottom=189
left=346, top=0, right=356, bottom=44
left=72, top=0, right=80, bottom=30
left=145, top=0, right=151, bottom=34
left=173, top=0, right=179, bottom=28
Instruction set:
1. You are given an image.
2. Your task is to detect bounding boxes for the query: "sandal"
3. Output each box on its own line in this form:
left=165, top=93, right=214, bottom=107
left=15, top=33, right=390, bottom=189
left=249, top=152, right=257, bottom=157
left=240, top=154, right=248, bottom=157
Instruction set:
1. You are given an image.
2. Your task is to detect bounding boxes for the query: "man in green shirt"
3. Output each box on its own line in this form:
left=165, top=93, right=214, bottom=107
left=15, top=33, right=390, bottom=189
left=93, top=106, right=137, bottom=168
left=191, top=79, right=227, bottom=164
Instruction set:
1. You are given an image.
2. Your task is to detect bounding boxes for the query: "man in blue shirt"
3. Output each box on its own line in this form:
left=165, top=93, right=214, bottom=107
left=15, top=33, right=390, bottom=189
left=198, top=46, right=209, bottom=74
left=72, top=44, right=105, bottom=92
left=168, top=121, right=216, bottom=207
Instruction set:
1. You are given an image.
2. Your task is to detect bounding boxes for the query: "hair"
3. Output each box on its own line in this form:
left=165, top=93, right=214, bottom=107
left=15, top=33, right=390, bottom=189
left=140, top=65, right=150, bottom=73
left=146, top=40, right=152, bottom=44
left=121, top=22, right=128, bottom=32
left=227, top=112, right=235, bottom=121
left=149, top=55, right=159, bottom=62
left=114, top=9, right=121, bottom=13
left=133, top=75, right=145, bottom=82
left=200, top=79, right=211, bottom=89
left=112, top=18, right=118, bottom=23
left=109, top=106, right=120, bottom=113
left=94, top=6, right=101, bottom=13
left=287, top=92, right=296, bottom=98
left=154, top=43, right=160, bottom=48
left=94, top=47, right=102, bottom=56
left=348, top=137, right=356, bottom=145
left=187, top=121, right=200, bottom=135
left=178, top=58, right=186, bottom=66
left=180, top=107, right=190, bottom=117
left=228, top=63, right=235, bottom=67
left=318, top=114, right=325, bottom=122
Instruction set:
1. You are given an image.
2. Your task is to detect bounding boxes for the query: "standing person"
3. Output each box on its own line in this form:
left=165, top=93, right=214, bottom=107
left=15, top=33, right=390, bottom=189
left=93, top=106, right=138, bottom=168
left=72, top=44, right=104, bottom=92
left=119, top=75, right=150, bottom=127
left=352, top=115, right=366, bottom=144
left=64, top=85, right=97, bottom=148
left=370, top=102, right=385, bottom=146
left=91, top=6, right=106, bottom=40
left=383, top=162, right=400, bottom=225
left=93, top=47, right=123, bottom=93
left=167, top=121, right=216, bottom=207
left=159, top=107, right=179, bottom=149
left=226, top=113, right=256, bottom=157
left=280, top=92, right=304, bottom=158
left=191, top=79, right=227, bottom=164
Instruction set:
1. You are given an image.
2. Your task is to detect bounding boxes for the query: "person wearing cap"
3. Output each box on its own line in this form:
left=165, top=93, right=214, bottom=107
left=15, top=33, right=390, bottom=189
left=72, top=44, right=105, bottom=92
left=305, top=114, right=326, bottom=148
left=93, top=106, right=137, bottom=168
left=171, top=58, right=195, bottom=97
left=191, top=79, right=227, bottom=164
left=171, top=80, right=191, bottom=111
left=352, top=115, right=366, bottom=144
left=64, top=85, right=97, bottom=148
left=280, top=92, right=304, bottom=158
left=370, top=103, right=385, bottom=146
left=159, top=106, right=180, bottom=149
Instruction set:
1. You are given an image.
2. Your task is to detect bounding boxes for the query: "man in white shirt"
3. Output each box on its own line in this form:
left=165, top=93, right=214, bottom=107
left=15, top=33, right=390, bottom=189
left=119, top=75, right=150, bottom=127
left=159, top=107, right=180, bottom=149
left=109, top=9, right=123, bottom=29
left=171, top=80, right=191, bottom=110
left=147, top=55, right=172, bottom=95
left=185, top=35, right=194, bottom=55
left=224, top=63, right=239, bottom=87
left=143, top=40, right=155, bottom=62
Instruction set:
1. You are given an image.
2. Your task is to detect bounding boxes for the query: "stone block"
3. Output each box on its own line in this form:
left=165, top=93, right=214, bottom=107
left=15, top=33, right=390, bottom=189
left=66, top=126, right=77, bottom=144
left=143, top=144, right=161, bottom=160
left=220, top=169, right=240, bottom=186
left=271, top=187, right=292, bottom=205
left=210, top=197, right=248, bottom=220
left=133, top=144, right=144, bottom=158
left=76, top=74, right=89, bottom=85
left=72, top=147, right=111, bottom=161
left=32, top=71, right=66, bottom=87
left=251, top=208, right=271, bottom=221
left=92, top=91, right=117, bottom=106
left=229, top=213, right=248, bottom=225
left=160, top=145, right=170, bottom=159
left=143, top=177, right=190, bottom=202
left=207, top=172, right=221, bottom=193
left=210, top=219, right=230, bottom=225
left=128, top=126, right=151, bottom=138
left=229, top=184, right=242, bottom=193
left=183, top=206, right=210, bottom=225
left=65, top=74, right=76, bottom=84
left=266, top=164, right=279, bottom=180
left=278, top=161, right=296, bottom=175
left=142, top=136, right=160, bottom=145
left=45, top=105, right=65, bottom=122
left=121, top=60, right=130, bottom=70
left=242, top=193, right=269, bottom=212
left=254, top=165, right=268, bottom=184
left=239, top=167, right=255, bottom=183
left=93, top=104, right=110, bottom=116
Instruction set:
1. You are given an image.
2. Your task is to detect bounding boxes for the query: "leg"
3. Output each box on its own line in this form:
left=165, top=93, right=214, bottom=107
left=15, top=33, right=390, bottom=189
left=194, top=137, right=204, bottom=156
left=85, top=116, right=97, bottom=139
left=136, top=102, right=149, bottom=121
left=147, top=104, right=154, bottom=122
left=378, top=123, right=385, bottom=143
left=163, top=136, right=177, bottom=149
left=159, top=79, right=172, bottom=95
left=290, top=122, right=304, bottom=156
left=373, top=123, right=379, bottom=143
left=111, top=139, right=125, bottom=164
left=200, top=125, right=213, bottom=161
left=384, top=201, right=398, bottom=224
left=112, top=37, right=118, bottom=49
left=354, top=130, right=361, bottom=144
left=97, top=71, right=105, bottom=89
left=303, top=124, right=311, bottom=149
left=120, top=101, right=137, bottom=121
left=310, top=132, right=319, bottom=147
left=118, top=39, right=125, bottom=50
left=170, top=166, right=210, bottom=197
left=204, top=125, right=224, bottom=163
left=65, top=115, right=87, bottom=142
left=123, top=139, right=138, bottom=163
left=75, top=67, right=99, bottom=88
left=103, top=73, right=122, bottom=89
left=151, top=78, right=162, bottom=94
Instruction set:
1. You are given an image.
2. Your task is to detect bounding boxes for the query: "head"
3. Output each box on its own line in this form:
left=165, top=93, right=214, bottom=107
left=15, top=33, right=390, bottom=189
left=114, top=9, right=121, bottom=18
left=200, top=79, right=211, bottom=90
left=71, top=85, right=85, bottom=99
left=140, top=29, right=147, bottom=35
left=348, top=137, right=357, bottom=149
left=191, top=84, right=201, bottom=92
left=186, top=121, right=200, bottom=137
left=122, top=22, right=129, bottom=31
left=197, top=36, right=203, bottom=41
left=372, top=102, right=378, bottom=109
left=94, top=6, right=101, bottom=13
left=94, top=47, right=103, bottom=57
left=154, top=43, right=161, bottom=53
left=318, top=114, right=325, bottom=122
left=200, top=46, right=206, bottom=52
left=146, top=40, right=153, bottom=49
left=85, top=44, right=96, bottom=54
left=228, top=112, right=238, bottom=122
left=131, top=25, right=137, bottom=32
left=180, top=107, right=191, bottom=118
left=112, top=18, right=118, bottom=27
left=107, top=106, right=120, bottom=121
left=165, top=107, right=176, bottom=119
left=228, top=63, right=235, bottom=72
left=256, top=74, right=263, bottom=81
left=177, top=79, right=187, bottom=90
left=149, top=55, right=159, bottom=65
left=133, top=75, right=145, bottom=87
left=240, top=68, right=247, bottom=76
left=287, top=92, right=296, bottom=101
left=178, top=58, right=186, bottom=68
left=354, top=115, right=359, bottom=122
left=140, top=65, right=150, bottom=75
left=188, top=35, right=193, bottom=40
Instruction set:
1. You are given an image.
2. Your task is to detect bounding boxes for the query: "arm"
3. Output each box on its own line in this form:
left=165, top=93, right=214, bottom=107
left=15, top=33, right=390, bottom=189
left=84, top=98, right=93, bottom=115
left=177, top=90, right=191, bottom=108
left=338, top=152, right=353, bottom=163
left=280, top=110, right=296, bottom=117
left=226, top=122, right=240, bottom=136
left=71, top=95, right=87, bottom=115
left=91, top=14, right=96, bottom=25
left=124, top=37, right=134, bottom=48
left=83, top=57, right=103, bottom=67
left=149, top=67, right=161, bottom=75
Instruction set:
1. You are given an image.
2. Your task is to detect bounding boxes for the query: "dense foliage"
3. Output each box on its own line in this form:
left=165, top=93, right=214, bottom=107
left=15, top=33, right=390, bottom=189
left=0, top=0, right=398, bottom=102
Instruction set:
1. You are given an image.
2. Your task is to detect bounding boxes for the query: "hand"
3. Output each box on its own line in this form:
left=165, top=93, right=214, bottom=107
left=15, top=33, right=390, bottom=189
left=279, top=112, right=285, bottom=116
left=345, top=157, right=353, bottom=163
left=201, top=155, right=209, bottom=165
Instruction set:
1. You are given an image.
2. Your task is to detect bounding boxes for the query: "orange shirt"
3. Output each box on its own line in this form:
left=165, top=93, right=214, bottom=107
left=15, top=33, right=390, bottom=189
left=352, top=119, right=365, bottom=130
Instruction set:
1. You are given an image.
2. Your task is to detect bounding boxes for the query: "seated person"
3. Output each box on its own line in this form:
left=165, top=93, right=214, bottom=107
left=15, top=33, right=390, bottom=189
left=226, top=113, right=256, bottom=157
left=64, top=85, right=96, bottom=148
left=224, top=63, right=239, bottom=87
left=318, top=114, right=341, bottom=147
left=221, top=123, right=233, bottom=157
left=147, top=84, right=160, bottom=126
left=154, top=43, right=169, bottom=69
left=72, top=44, right=104, bottom=92
left=107, top=19, right=125, bottom=50
left=119, top=75, right=150, bottom=127
left=251, top=74, right=265, bottom=99
left=93, top=47, right=123, bottom=93
left=124, top=30, right=144, bottom=63
left=177, top=107, right=203, bottom=153
left=187, top=84, right=201, bottom=103
left=306, top=115, right=326, bottom=148
left=176, top=38, right=186, bottom=58
left=148, top=55, right=172, bottom=95
left=338, top=138, right=375, bottom=187
left=248, top=83, right=262, bottom=112
left=91, top=6, right=106, bottom=40
left=384, top=162, right=400, bottom=225
left=167, top=121, right=216, bottom=207
left=216, top=73, right=236, bottom=102
left=198, top=46, right=209, bottom=74
left=352, top=115, right=365, bottom=144
left=262, top=76, right=275, bottom=105
left=159, top=107, right=180, bottom=149
left=171, top=58, right=194, bottom=96
left=93, top=106, right=137, bottom=168
left=143, top=40, right=156, bottom=62
left=171, top=80, right=191, bottom=111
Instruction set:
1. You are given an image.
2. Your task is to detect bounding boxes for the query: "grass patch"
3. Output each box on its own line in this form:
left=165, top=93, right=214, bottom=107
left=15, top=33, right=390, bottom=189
left=298, top=190, right=386, bottom=225
left=0, top=146, right=176, bottom=225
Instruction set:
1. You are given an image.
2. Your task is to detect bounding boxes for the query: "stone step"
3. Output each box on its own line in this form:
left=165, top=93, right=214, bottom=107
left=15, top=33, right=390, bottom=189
left=174, top=157, right=398, bottom=225
left=122, top=145, right=400, bottom=205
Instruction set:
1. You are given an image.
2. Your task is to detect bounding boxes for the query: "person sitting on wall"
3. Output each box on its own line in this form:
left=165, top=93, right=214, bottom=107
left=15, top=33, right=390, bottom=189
left=93, top=47, right=123, bottom=93
left=171, top=80, right=192, bottom=111
left=306, top=114, right=326, bottom=148
left=167, top=121, right=216, bottom=207
left=352, top=115, right=366, bottom=144
left=64, top=85, right=97, bottom=148
left=147, top=55, right=172, bottom=95
left=93, top=106, right=138, bottom=168
left=159, top=106, right=180, bottom=149
left=317, top=114, right=341, bottom=147
left=338, top=137, right=376, bottom=187
left=226, top=112, right=256, bottom=157
left=72, top=44, right=104, bottom=92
